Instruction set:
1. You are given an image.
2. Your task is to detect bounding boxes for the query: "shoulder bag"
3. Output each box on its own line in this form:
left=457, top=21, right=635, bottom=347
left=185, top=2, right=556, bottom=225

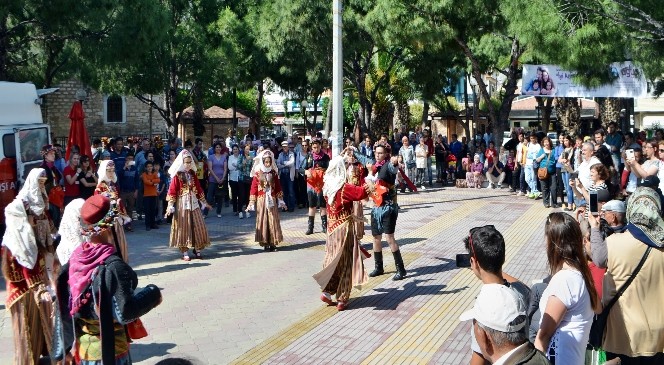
left=588, top=246, right=652, bottom=349
left=537, top=152, right=551, bottom=180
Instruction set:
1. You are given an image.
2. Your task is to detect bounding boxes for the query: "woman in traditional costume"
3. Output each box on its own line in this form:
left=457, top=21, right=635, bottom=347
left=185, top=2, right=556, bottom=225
left=344, top=147, right=368, bottom=241
left=93, top=160, right=130, bottom=262
left=1, top=168, right=58, bottom=364
left=165, top=149, right=211, bottom=261
left=56, top=195, right=162, bottom=364
left=247, top=150, right=286, bottom=251
left=313, top=156, right=375, bottom=311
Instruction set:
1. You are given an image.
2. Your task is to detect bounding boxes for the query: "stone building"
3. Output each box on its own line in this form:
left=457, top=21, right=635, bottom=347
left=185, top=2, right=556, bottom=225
left=177, top=106, right=252, bottom=146
left=42, top=79, right=168, bottom=142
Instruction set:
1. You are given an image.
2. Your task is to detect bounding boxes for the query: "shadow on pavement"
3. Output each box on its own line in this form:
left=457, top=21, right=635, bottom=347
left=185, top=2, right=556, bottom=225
left=134, top=262, right=211, bottom=276
left=399, top=205, right=433, bottom=212
left=130, top=342, right=177, bottom=362
left=405, top=257, right=457, bottom=277
left=349, top=279, right=468, bottom=311
left=277, top=239, right=325, bottom=252
left=360, top=237, right=426, bottom=252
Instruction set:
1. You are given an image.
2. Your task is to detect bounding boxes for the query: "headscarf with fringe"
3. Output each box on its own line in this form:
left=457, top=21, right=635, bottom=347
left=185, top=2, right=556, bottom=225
left=626, top=187, right=664, bottom=247
left=168, top=149, right=197, bottom=177
left=323, top=156, right=347, bottom=205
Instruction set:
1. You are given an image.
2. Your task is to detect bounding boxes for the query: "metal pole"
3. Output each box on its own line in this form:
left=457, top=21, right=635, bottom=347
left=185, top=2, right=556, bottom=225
left=331, top=0, right=343, bottom=156
left=148, top=94, right=153, bottom=138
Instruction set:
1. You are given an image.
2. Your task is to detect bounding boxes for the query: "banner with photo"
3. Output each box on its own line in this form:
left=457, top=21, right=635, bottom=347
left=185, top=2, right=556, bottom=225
left=521, top=62, right=647, bottom=98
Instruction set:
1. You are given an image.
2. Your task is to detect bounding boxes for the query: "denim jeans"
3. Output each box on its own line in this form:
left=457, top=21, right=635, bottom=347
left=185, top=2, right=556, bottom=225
left=280, top=172, right=296, bottom=211
left=519, top=165, right=527, bottom=193
left=206, top=181, right=222, bottom=215
left=426, top=157, right=433, bottom=185
left=561, top=171, right=574, bottom=205
left=525, top=165, right=539, bottom=193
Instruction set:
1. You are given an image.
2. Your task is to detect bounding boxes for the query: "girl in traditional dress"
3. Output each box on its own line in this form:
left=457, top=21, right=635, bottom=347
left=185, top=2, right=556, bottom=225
left=246, top=150, right=286, bottom=252
left=313, top=156, right=375, bottom=311
left=165, top=149, right=211, bottom=261
left=1, top=168, right=58, bottom=364
left=344, top=147, right=368, bottom=241
left=94, top=160, right=131, bottom=261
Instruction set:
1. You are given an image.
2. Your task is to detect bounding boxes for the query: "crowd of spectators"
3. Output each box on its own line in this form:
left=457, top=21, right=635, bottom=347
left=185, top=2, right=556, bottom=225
left=459, top=124, right=664, bottom=364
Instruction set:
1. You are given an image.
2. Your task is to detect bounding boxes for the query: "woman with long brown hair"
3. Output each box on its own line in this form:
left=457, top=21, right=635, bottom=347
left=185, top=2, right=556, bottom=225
left=535, top=212, right=600, bottom=365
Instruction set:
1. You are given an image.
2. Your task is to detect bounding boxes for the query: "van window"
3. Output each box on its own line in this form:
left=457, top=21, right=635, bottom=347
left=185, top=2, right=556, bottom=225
left=3, top=134, right=15, bottom=158
left=18, top=127, right=48, bottom=162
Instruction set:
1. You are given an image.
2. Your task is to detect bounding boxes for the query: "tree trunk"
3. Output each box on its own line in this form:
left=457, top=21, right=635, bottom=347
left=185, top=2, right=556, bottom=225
left=554, top=98, right=582, bottom=136
left=254, top=80, right=264, bottom=139
left=600, top=98, right=623, bottom=128
left=538, top=97, right=554, bottom=132
left=192, top=83, right=205, bottom=137
left=325, top=97, right=332, bottom=137
left=392, top=98, right=410, bottom=134
left=371, top=98, right=393, bottom=137
left=0, top=15, right=10, bottom=81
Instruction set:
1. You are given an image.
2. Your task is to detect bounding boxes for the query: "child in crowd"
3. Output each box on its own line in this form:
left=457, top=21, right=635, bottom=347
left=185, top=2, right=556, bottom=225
left=141, top=161, right=160, bottom=231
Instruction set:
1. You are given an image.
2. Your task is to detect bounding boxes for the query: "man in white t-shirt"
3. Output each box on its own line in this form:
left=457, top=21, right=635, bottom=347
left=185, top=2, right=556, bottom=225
left=462, top=225, right=531, bottom=365
left=575, top=142, right=601, bottom=191
left=460, top=285, right=550, bottom=365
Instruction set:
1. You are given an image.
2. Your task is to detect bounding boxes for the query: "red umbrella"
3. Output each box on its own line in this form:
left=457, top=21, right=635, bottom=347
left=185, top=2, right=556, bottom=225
left=66, top=101, right=94, bottom=168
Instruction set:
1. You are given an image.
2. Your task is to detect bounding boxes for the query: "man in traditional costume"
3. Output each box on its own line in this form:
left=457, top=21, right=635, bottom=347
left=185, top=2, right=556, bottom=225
left=247, top=150, right=287, bottom=251
left=1, top=168, right=58, bottom=364
left=353, top=142, right=407, bottom=280
left=304, top=139, right=330, bottom=235
left=55, top=195, right=162, bottom=364
left=165, top=150, right=211, bottom=261
left=94, top=160, right=131, bottom=261
left=313, top=156, right=375, bottom=311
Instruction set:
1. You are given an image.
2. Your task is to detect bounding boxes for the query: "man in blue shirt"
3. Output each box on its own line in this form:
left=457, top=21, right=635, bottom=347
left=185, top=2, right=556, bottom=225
left=110, top=137, right=129, bottom=169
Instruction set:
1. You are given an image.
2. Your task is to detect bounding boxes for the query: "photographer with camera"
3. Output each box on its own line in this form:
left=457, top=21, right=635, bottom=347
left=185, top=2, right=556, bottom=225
left=460, top=225, right=531, bottom=365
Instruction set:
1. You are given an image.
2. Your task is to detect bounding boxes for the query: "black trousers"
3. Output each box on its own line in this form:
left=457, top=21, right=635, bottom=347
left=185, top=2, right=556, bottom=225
left=539, top=173, right=556, bottom=206
left=555, top=167, right=564, bottom=204
left=511, top=166, right=521, bottom=191
left=295, top=174, right=307, bottom=207
left=229, top=180, right=240, bottom=213
left=238, top=180, right=251, bottom=209
left=144, top=196, right=156, bottom=228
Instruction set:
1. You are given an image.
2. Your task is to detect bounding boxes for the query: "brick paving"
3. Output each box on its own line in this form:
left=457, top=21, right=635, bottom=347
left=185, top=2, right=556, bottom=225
left=0, top=186, right=552, bottom=364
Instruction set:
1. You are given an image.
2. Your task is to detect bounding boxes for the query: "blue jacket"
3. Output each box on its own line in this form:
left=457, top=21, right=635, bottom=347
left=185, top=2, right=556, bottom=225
left=537, top=149, right=556, bottom=173
left=118, top=166, right=139, bottom=192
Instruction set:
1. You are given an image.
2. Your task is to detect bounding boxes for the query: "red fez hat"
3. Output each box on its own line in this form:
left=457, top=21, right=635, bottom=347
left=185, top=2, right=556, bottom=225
left=81, top=195, right=111, bottom=225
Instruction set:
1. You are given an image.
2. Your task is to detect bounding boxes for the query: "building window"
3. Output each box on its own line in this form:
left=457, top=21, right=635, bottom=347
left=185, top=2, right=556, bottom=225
left=104, top=95, right=126, bottom=123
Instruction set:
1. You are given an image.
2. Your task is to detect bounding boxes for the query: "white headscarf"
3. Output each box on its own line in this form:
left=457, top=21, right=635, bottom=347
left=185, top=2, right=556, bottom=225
left=1, top=168, right=47, bottom=269
left=168, top=149, right=197, bottom=177
left=97, top=160, right=117, bottom=183
left=56, top=198, right=86, bottom=264
left=252, top=149, right=277, bottom=175
left=323, top=156, right=347, bottom=205
left=17, top=168, right=47, bottom=216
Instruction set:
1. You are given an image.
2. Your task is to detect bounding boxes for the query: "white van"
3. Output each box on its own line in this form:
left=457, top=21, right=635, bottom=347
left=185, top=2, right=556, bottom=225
left=0, top=82, right=56, bottom=231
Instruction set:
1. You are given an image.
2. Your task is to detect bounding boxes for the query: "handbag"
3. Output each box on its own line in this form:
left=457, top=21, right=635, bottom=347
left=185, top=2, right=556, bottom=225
left=126, top=318, right=148, bottom=340
left=406, top=161, right=416, bottom=169
left=48, top=186, right=65, bottom=209
left=588, top=246, right=652, bottom=349
left=537, top=152, right=551, bottom=180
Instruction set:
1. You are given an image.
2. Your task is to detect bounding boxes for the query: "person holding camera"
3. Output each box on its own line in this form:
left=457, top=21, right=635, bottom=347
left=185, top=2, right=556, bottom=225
left=461, top=225, right=531, bottom=365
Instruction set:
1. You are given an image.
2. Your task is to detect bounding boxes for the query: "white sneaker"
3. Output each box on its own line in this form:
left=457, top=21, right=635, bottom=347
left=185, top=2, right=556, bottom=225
left=217, top=214, right=222, bottom=218
left=516, top=191, right=523, bottom=196
left=420, top=185, right=426, bottom=190
left=245, top=212, right=250, bottom=218
left=239, top=212, right=244, bottom=219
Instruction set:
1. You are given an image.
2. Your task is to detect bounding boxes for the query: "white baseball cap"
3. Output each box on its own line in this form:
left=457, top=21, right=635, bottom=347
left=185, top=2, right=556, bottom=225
left=459, top=284, right=526, bottom=333
left=602, top=199, right=626, bottom=213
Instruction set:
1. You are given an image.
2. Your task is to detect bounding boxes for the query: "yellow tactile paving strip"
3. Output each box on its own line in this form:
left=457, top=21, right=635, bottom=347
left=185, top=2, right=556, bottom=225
left=230, top=200, right=488, bottom=365
left=360, top=203, right=550, bottom=365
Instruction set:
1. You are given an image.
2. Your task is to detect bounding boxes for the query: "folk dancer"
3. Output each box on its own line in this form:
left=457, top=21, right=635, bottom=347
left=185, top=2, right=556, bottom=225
left=313, top=156, right=375, bottom=311
left=56, top=195, right=162, bottom=364
left=353, top=142, right=407, bottom=280
left=344, top=147, right=368, bottom=240
left=247, top=150, right=287, bottom=251
left=165, top=149, right=211, bottom=261
left=1, top=168, right=58, bottom=364
left=94, top=160, right=131, bottom=262
left=304, top=139, right=330, bottom=235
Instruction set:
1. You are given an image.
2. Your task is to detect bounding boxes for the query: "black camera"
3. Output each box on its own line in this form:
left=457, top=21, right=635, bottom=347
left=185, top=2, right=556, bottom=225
left=456, top=253, right=471, bottom=268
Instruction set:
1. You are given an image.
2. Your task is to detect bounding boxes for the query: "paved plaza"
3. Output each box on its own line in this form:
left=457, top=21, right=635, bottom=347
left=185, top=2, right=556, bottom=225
left=0, top=186, right=551, bottom=364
